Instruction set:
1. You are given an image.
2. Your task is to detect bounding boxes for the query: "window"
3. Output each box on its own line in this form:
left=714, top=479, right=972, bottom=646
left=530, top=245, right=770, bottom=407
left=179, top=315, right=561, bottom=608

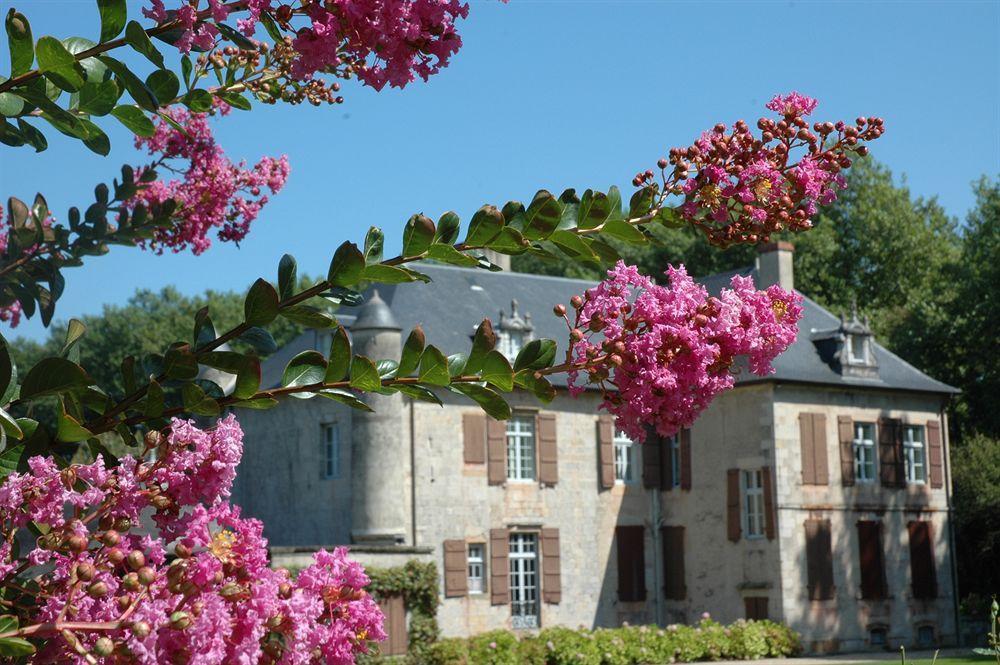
left=467, top=544, right=485, bottom=594
left=506, top=415, right=536, bottom=481
left=853, top=422, right=877, bottom=483
left=917, top=625, right=935, bottom=648
left=857, top=521, right=887, bottom=600
left=904, top=425, right=926, bottom=484
left=321, top=424, right=340, bottom=479
left=805, top=519, right=835, bottom=600
left=499, top=330, right=525, bottom=362
left=615, top=525, right=646, bottom=602
left=613, top=429, right=636, bottom=484
left=669, top=434, right=682, bottom=488
left=907, top=521, right=938, bottom=599
left=847, top=334, right=868, bottom=364
left=742, top=470, right=765, bottom=539
left=509, top=533, right=539, bottom=628
left=869, top=627, right=887, bottom=647
left=744, top=597, right=769, bottom=621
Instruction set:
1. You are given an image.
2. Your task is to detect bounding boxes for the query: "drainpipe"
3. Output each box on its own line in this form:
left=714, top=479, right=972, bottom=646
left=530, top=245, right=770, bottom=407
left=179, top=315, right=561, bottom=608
left=942, top=406, right=960, bottom=645
left=651, top=488, right=664, bottom=626
left=410, top=398, right=418, bottom=547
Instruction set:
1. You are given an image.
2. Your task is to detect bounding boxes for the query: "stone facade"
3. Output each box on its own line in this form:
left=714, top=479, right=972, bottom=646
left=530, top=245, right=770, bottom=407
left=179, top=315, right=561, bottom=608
left=232, top=247, right=958, bottom=652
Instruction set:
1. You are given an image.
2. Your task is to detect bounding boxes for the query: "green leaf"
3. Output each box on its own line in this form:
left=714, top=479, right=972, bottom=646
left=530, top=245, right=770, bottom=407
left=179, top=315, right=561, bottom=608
left=522, top=190, right=563, bottom=240
left=348, top=356, right=381, bottom=392
left=396, top=384, right=442, bottom=405
left=425, top=243, right=478, bottom=267
left=464, top=319, right=496, bottom=375
left=16, top=118, right=46, bottom=152
left=628, top=186, right=655, bottom=218
left=578, top=189, right=613, bottom=230
left=238, top=327, right=277, bottom=355
left=62, top=37, right=105, bottom=83
left=514, top=369, right=556, bottom=403
left=0, top=637, right=35, bottom=657
left=182, top=88, right=213, bottom=112
left=283, top=351, right=327, bottom=388
left=376, top=359, right=399, bottom=379
left=110, top=105, right=155, bottom=136
left=77, top=80, right=120, bottom=116
left=218, top=91, right=251, bottom=110
left=447, top=353, right=468, bottom=378
left=162, top=344, right=199, bottom=380
left=602, top=218, right=647, bottom=244
left=465, top=205, right=504, bottom=246
left=0, top=616, right=16, bottom=634
left=36, top=35, right=85, bottom=92
left=146, top=69, right=180, bottom=103
left=326, top=327, right=351, bottom=383
left=56, top=412, right=92, bottom=443
left=418, top=346, right=450, bottom=386
left=124, top=20, right=165, bottom=67
left=435, top=211, right=461, bottom=244
left=655, top=206, right=686, bottom=229
left=60, top=319, right=86, bottom=361
left=0, top=335, right=16, bottom=404
left=280, top=305, right=335, bottom=328
left=232, top=397, right=278, bottom=410
left=402, top=214, right=435, bottom=257
left=550, top=230, right=599, bottom=262
left=0, top=88, right=24, bottom=117
left=513, top=339, right=557, bottom=372
left=277, top=254, right=297, bottom=300
left=198, top=351, right=245, bottom=373
left=215, top=22, right=257, bottom=50
left=6, top=9, right=34, bottom=76
left=19, top=357, right=92, bottom=399
left=316, top=388, right=373, bottom=412
left=233, top=357, right=261, bottom=400
left=97, top=0, right=127, bottom=42
left=480, top=350, right=514, bottom=392
left=80, top=119, right=110, bottom=156
left=486, top=227, right=529, bottom=255
left=328, top=242, right=365, bottom=287
left=0, top=409, right=23, bottom=440
left=181, top=383, right=221, bottom=416
left=364, top=226, right=384, bottom=263
left=398, top=326, right=425, bottom=377
left=98, top=56, right=158, bottom=111
left=363, top=264, right=419, bottom=284
left=145, top=379, right=164, bottom=417
left=244, top=278, right=279, bottom=326
left=606, top=186, right=624, bottom=220
left=451, top=383, right=510, bottom=420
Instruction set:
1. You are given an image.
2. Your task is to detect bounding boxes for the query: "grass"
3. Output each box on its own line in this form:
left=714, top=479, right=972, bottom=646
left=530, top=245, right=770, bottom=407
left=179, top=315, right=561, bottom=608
left=854, top=657, right=995, bottom=665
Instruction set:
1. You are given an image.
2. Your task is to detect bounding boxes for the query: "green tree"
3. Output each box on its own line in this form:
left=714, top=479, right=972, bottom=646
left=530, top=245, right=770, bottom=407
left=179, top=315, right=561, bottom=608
left=951, top=433, right=1000, bottom=602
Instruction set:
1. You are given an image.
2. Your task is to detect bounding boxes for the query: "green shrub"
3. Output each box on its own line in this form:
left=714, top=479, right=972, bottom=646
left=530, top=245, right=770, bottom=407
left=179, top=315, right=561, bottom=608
left=427, top=638, right=470, bottom=665
left=467, top=630, right=521, bottom=665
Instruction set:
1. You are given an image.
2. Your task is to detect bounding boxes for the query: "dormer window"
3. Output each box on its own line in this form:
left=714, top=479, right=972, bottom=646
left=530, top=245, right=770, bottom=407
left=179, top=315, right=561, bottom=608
left=499, top=330, right=525, bottom=360
left=847, top=334, right=869, bottom=364
left=496, top=299, right=534, bottom=363
left=810, top=299, right=879, bottom=380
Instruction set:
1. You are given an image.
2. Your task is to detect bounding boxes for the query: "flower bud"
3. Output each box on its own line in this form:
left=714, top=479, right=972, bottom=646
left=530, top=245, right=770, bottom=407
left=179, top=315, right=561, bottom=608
left=552, top=304, right=566, bottom=317
left=127, top=550, right=146, bottom=571
left=93, top=637, right=115, bottom=657
left=657, top=158, right=668, bottom=169
left=76, top=562, right=96, bottom=581
left=279, top=583, right=293, bottom=599
left=67, top=535, right=88, bottom=553
left=101, top=530, right=120, bottom=547
left=87, top=581, right=109, bottom=598
left=144, top=430, right=163, bottom=450
left=137, top=566, right=156, bottom=587
left=107, top=547, right=125, bottom=566
left=131, top=621, right=152, bottom=639
left=570, top=295, right=583, bottom=309
left=174, top=542, right=192, bottom=559
left=170, top=611, right=192, bottom=630
left=123, top=572, right=141, bottom=591
left=569, top=329, right=583, bottom=342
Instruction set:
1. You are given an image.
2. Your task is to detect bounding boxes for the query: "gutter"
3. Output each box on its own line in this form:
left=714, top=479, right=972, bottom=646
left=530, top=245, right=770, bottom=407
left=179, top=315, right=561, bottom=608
left=651, top=488, right=664, bottom=626
left=410, top=397, right=418, bottom=547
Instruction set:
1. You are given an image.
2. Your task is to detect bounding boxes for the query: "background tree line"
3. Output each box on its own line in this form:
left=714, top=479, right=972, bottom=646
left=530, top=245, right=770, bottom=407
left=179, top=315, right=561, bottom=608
left=10, top=159, right=998, bottom=610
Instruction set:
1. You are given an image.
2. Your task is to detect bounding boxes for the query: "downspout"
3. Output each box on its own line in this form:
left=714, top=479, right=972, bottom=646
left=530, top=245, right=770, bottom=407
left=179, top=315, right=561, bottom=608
left=942, top=405, right=961, bottom=645
left=651, top=488, right=664, bottom=626
left=410, top=397, right=418, bottom=547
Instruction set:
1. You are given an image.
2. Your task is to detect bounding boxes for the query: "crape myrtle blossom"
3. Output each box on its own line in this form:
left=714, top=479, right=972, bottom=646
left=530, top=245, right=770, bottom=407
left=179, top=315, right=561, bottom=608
left=562, top=261, right=802, bottom=443
left=0, top=415, right=384, bottom=663
left=634, top=92, right=885, bottom=248
left=124, top=101, right=290, bottom=255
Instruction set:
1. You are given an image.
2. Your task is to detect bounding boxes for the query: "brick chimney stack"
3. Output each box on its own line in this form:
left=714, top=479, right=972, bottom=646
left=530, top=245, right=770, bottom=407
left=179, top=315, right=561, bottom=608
left=755, top=241, right=795, bottom=291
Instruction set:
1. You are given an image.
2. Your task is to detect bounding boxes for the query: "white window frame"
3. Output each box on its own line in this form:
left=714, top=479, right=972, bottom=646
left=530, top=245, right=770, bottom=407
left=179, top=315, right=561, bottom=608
left=853, top=422, right=877, bottom=483
left=613, top=429, right=637, bottom=485
left=904, top=425, right=927, bottom=484
left=669, top=434, right=681, bottom=489
left=321, top=423, right=340, bottom=480
left=467, top=544, right=485, bottom=594
left=506, top=415, right=536, bottom=481
left=499, top=331, right=525, bottom=362
left=847, top=334, right=868, bottom=364
left=509, top=533, right=539, bottom=629
left=742, top=470, right=765, bottom=539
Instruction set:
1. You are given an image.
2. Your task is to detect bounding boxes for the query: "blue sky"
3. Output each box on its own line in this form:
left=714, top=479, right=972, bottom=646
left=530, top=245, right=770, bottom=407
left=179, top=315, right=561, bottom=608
left=2, top=0, right=998, bottom=343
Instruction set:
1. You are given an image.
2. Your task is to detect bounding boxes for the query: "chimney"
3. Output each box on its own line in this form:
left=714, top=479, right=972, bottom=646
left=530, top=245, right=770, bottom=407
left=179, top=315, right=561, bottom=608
left=755, top=241, right=794, bottom=291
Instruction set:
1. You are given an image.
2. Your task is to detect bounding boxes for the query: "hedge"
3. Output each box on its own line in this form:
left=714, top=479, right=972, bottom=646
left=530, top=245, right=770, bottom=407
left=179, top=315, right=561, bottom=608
left=425, top=618, right=801, bottom=664
left=359, top=560, right=441, bottom=664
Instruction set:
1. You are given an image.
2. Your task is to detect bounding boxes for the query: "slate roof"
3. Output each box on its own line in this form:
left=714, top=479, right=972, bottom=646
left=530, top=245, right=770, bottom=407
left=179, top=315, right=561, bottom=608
left=261, top=262, right=958, bottom=396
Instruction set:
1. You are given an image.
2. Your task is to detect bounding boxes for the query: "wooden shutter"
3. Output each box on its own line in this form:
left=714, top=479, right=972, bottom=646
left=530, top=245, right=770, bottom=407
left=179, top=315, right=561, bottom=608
left=615, top=525, right=646, bottom=602
left=838, top=416, right=855, bottom=486
left=762, top=466, right=776, bottom=540
left=489, top=528, right=509, bottom=605
left=443, top=540, right=468, bottom=597
left=680, top=428, right=692, bottom=490
left=642, top=433, right=662, bottom=489
left=726, top=469, right=741, bottom=542
left=463, top=413, right=486, bottom=464
left=598, top=416, right=615, bottom=490
left=744, top=596, right=768, bottom=621
left=486, top=418, right=506, bottom=486
left=537, top=413, right=558, bottom=486
left=799, top=413, right=829, bottom=485
left=376, top=594, right=408, bottom=656
left=857, top=521, right=887, bottom=600
left=805, top=519, right=834, bottom=600
left=540, top=528, right=561, bottom=604
left=927, top=420, right=944, bottom=489
left=661, top=526, right=686, bottom=600
left=879, top=418, right=903, bottom=488
left=907, top=521, right=938, bottom=600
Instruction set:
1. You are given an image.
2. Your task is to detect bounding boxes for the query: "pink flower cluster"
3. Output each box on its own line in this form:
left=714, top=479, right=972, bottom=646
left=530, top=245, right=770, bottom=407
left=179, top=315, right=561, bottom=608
left=125, top=102, right=289, bottom=255
left=143, top=0, right=222, bottom=52
left=565, top=261, right=802, bottom=442
left=0, top=415, right=385, bottom=663
left=638, top=92, right=884, bottom=247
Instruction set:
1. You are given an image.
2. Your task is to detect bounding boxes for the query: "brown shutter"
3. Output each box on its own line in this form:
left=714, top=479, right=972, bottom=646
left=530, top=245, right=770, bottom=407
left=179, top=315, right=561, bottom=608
left=642, top=433, right=662, bottom=489
left=927, top=420, right=943, bottom=489
left=805, top=518, right=834, bottom=600
left=879, top=418, right=902, bottom=488
left=661, top=526, right=686, bottom=600
left=487, top=418, right=506, bottom=486
left=540, top=528, right=561, bottom=604
left=662, top=435, right=674, bottom=492
left=907, top=521, right=938, bottom=600
left=762, top=466, right=776, bottom=540
left=376, top=594, right=408, bottom=656
left=744, top=597, right=768, bottom=621
left=463, top=413, right=486, bottom=464
left=597, top=416, right=615, bottom=490
left=680, top=428, right=692, bottom=490
left=857, top=521, right=887, bottom=600
left=537, top=413, right=558, bottom=486
left=726, top=469, right=741, bottom=542
left=443, top=539, right=468, bottom=597
left=800, top=413, right=829, bottom=485
left=838, top=416, right=855, bottom=486
left=615, top=525, right=646, bottom=602
left=489, top=528, right=509, bottom=605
